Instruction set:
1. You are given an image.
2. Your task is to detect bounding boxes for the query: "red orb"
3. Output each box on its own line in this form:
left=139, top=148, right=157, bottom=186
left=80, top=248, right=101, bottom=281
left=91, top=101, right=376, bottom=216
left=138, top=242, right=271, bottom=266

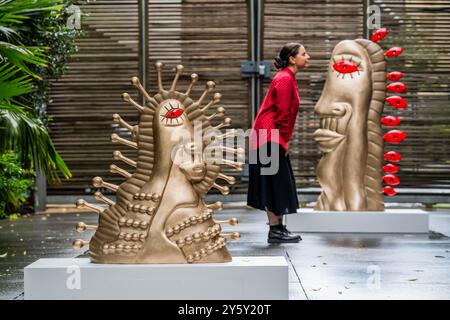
left=387, top=71, right=404, bottom=81
left=387, top=82, right=407, bottom=93
left=384, top=186, right=397, bottom=196
left=383, top=174, right=400, bottom=186
left=386, top=96, right=407, bottom=109
left=384, top=130, right=407, bottom=144
left=384, top=151, right=402, bottom=163
left=385, top=47, right=403, bottom=57
left=383, top=163, right=399, bottom=174
left=371, top=28, right=388, bottom=42
left=381, top=116, right=401, bottom=127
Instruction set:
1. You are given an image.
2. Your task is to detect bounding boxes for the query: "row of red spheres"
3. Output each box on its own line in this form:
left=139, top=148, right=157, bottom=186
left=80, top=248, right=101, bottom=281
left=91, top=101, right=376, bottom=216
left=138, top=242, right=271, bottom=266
left=372, top=27, right=406, bottom=197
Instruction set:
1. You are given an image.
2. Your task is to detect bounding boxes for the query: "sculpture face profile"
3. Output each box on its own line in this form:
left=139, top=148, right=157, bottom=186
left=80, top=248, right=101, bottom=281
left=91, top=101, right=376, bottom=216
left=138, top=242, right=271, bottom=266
left=74, top=63, right=242, bottom=263
left=314, top=39, right=387, bottom=211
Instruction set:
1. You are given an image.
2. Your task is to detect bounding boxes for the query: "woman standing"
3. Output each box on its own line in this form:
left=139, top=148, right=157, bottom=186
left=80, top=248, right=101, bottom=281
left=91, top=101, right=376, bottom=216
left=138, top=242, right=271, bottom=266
left=247, top=42, right=310, bottom=243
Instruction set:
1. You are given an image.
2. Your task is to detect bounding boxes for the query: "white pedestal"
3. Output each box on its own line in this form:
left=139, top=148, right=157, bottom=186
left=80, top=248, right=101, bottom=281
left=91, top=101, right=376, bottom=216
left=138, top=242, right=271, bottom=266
left=286, top=208, right=429, bottom=233
left=24, top=256, right=288, bottom=300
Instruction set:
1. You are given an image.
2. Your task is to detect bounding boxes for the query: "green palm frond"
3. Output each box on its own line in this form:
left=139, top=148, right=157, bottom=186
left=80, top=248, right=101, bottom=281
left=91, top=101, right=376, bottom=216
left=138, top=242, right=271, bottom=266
left=0, top=0, right=72, bottom=184
left=0, top=63, right=34, bottom=99
left=0, top=0, right=62, bottom=14
left=0, top=25, right=18, bottom=39
left=0, top=42, right=47, bottom=79
left=0, top=103, right=71, bottom=182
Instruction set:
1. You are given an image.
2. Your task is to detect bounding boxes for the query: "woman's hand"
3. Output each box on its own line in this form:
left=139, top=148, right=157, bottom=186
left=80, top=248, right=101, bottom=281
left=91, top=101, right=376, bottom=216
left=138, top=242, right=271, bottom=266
left=285, top=141, right=290, bottom=157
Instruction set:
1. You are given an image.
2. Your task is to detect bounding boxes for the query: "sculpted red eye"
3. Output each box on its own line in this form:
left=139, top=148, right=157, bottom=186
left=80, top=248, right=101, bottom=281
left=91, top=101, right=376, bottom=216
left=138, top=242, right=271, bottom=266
left=384, top=130, right=407, bottom=144
left=381, top=115, right=401, bottom=127
left=383, top=174, right=400, bottom=186
left=383, top=163, right=399, bottom=174
left=384, top=151, right=402, bottom=162
left=164, top=108, right=184, bottom=119
left=332, top=60, right=359, bottom=74
left=159, top=100, right=186, bottom=126
left=383, top=186, right=397, bottom=196
left=386, top=96, right=407, bottom=109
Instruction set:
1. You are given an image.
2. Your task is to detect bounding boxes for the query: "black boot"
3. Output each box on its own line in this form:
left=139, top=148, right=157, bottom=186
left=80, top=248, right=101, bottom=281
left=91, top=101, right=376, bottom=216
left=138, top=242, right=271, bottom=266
left=280, top=224, right=302, bottom=241
left=268, top=223, right=301, bottom=243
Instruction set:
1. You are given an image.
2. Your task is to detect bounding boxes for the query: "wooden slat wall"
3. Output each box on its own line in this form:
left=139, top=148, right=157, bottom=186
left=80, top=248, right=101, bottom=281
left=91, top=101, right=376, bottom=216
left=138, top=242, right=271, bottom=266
left=263, top=0, right=365, bottom=188
left=48, top=0, right=449, bottom=195
left=49, top=0, right=249, bottom=194
left=375, top=0, right=450, bottom=188
left=146, top=0, right=250, bottom=194
left=48, top=0, right=140, bottom=194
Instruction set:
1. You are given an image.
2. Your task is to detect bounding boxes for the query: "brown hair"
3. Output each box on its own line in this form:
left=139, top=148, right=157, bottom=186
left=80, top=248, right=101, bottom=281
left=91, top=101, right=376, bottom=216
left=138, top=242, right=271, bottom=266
left=274, top=42, right=302, bottom=70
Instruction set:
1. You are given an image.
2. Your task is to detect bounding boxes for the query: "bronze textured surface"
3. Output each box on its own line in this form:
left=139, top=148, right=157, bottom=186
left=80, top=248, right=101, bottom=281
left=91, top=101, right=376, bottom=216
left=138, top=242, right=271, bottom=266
left=314, top=39, right=386, bottom=211
left=74, top=63, right=243, bottom=263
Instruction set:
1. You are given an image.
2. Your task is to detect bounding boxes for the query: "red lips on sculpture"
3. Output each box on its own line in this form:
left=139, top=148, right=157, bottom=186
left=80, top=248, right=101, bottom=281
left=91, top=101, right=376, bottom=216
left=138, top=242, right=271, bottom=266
left=384, top=130, right=406, bottom=144
left=387, top=82, right=407, bottom=93
left=381, top=116, right=401, bottom=127
left=384, top=151, right=402, bottom=162
left=383, top=186, right=397, bottom=196
left=371, top=28, right=388, bottom=42
left=386, top=96, right=407, bottom=109
left=387, top=71, right=404, bottom=81
left=384, top=47, right=403, bottom=57
left=383, top=163, right=399, bottom=174
left=383, top=174, right=400, bottom=186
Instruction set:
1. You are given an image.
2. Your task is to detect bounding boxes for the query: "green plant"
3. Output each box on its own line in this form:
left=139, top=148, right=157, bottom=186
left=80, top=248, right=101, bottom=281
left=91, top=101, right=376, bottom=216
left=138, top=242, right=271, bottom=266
left=23, top=0, right=84, bottom=123
left=0, top=0, right=75, bottom=183
left=0, top=151, right=34, bottom=219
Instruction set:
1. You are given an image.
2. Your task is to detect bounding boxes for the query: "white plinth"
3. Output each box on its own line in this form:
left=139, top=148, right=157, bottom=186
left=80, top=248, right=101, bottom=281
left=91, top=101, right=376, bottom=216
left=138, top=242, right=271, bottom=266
left=24, top=256, right=288, bottom=300
left=286, top=208, right=429, bottom=233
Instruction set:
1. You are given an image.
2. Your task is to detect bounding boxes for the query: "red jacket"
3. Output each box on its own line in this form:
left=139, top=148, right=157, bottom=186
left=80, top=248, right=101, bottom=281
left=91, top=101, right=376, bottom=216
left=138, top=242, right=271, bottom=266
left=250, top=67, right=300, bottom=152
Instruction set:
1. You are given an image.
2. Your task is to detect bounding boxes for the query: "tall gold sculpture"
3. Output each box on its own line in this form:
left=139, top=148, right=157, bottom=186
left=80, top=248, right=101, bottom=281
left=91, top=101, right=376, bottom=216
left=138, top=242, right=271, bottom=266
left=314, top=39, right=387, bottom=211
left=73, top=62, right=242, bottom=263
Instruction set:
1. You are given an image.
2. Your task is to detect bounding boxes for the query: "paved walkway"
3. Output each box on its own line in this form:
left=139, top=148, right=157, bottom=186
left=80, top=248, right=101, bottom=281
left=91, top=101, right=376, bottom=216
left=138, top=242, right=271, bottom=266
left=1, top=205, right=449, bottom=299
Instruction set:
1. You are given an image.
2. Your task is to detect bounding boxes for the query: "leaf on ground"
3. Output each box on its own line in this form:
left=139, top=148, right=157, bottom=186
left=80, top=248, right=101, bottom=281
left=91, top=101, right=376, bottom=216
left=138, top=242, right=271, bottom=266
left=435, top=256, right=445, bottom=258
left=0, top=253, right=7, bottom=258
left=338, top=291, right=342, bottom=295
left=344, top=286, right=350, bottom=289
left=408, top=278, right=418, bottom=281
left=312, top=288, right=321, bottom=291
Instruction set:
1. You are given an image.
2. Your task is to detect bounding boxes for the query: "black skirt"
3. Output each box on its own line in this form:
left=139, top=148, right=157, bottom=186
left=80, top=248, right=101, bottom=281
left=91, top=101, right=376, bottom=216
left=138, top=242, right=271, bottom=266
left=246, top=142, right=299, bottom=216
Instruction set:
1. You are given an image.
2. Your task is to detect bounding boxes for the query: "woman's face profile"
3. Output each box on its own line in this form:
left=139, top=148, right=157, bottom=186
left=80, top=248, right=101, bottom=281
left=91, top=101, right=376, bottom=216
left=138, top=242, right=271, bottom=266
left=289, top=46, right=310, bottom=69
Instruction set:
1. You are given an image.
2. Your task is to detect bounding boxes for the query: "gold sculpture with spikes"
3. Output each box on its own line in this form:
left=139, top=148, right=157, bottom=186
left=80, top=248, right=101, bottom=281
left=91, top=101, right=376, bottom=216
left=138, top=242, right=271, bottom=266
left=74, top=62, right=242, bottom=263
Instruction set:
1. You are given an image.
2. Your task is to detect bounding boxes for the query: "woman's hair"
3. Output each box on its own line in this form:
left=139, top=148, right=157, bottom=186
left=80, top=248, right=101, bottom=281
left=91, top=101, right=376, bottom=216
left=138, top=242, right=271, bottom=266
left=274, top=42, right=303, bottom=70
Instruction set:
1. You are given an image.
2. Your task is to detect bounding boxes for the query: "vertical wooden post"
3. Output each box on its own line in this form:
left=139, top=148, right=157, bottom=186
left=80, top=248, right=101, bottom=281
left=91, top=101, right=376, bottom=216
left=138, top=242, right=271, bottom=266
left=363, top=0, right=372, bottom=40
left=248, top=0, right=264, bottom=124
left=138, top=0, right=149, bottom=105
